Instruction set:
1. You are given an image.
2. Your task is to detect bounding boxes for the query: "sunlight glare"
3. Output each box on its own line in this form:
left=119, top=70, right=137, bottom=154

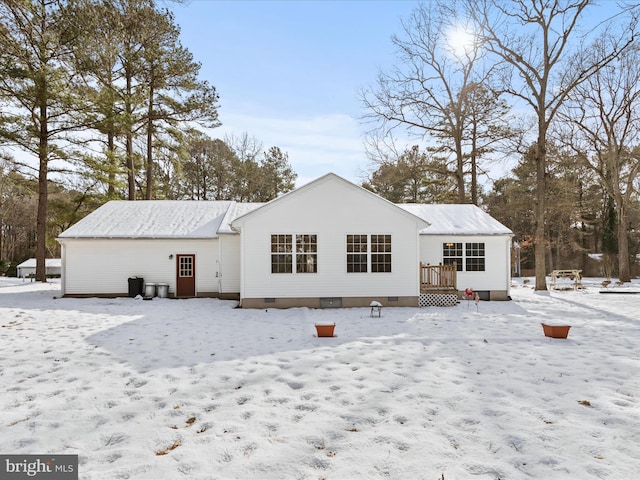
left=446, top=25, right=476, bottom=58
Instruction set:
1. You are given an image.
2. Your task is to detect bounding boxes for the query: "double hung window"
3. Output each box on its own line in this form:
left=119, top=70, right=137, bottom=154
left=371, top=235, right=392, bottom=273
left=296, top=234, right=317, bottom=273
left=465, top=242, right=485, bottom=271
left=346, top=234, right=368, bottom=273
left=271, top=234, right=293, bottom=273
left=442, top=242, right=463, bottom=271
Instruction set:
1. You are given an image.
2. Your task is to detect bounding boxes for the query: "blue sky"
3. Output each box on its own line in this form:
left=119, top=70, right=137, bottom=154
left=169, top=1, right=625, bottom=188
left=171, top=1, right=420, bottom=186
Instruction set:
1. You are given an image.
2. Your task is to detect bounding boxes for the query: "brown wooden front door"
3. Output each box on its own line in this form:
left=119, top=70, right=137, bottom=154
left=176, top=254, right=196, bottom=297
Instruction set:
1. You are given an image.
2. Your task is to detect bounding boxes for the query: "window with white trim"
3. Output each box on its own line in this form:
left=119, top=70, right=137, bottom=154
left=271, top=234, right=317, bottom=274
left=465, top=242, right=485, bottom=271
left=271, top=234, right=292, bottom=273
left=371, top=234, right=391, bottom=272
left=442, top=242, right=485, bottom=272
left=347, top=234, right=391, bottom=273
left=296, top=234, right=317, bottom=273
left=346, top=234, right=368, bottom=272
left=443, top=242, right=463, bottom=271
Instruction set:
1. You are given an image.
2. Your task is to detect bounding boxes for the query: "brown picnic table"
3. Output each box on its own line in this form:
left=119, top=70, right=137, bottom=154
left=550, top=269, right=583, bottom=290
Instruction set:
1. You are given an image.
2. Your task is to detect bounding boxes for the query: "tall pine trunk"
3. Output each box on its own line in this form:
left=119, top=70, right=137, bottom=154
left=107, top=131, right=116, bottom=197
left=36, top=96, right=48, bottom=282
left=145, top=82, right=154, bottom=200
left=125, top=69, right=135, bottom=201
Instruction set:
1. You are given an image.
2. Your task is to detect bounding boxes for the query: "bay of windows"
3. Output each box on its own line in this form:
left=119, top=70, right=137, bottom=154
left=271, top=234, right=317, bottom=274
left=347, top=234, right=391, bottom=273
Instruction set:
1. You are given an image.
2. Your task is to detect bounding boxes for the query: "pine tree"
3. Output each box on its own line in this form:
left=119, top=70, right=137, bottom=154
left=0, top=0, right=81, bottom=281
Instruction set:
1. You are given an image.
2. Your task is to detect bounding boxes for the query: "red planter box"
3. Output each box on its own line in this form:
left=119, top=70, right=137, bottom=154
left=315, top=323, right=336, bottom=337
left=541, top=323, right=571, bottom=339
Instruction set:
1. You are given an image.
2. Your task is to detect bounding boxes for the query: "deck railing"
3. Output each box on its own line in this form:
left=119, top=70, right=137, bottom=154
left=420, top=262, right=457, bottom=292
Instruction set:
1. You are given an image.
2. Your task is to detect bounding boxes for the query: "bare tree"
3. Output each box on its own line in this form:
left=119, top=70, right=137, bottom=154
left=361, top=0, right=506, bottom=204
left=471, top=0, right=638, bottom=290
left=558, top=38, right=640, bottom=282
left=225, top=132, right=263, bottom=202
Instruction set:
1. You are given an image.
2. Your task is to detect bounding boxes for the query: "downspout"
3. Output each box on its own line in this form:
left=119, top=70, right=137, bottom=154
left=416, top=227, right=422, bottom=297
left=217, top=236, right=223, bottom=294
left=236, top=226, right=244, bottom=307
left=58, top=240, right=65, bottom=296
left=228, top=214, right=244, bottom=307
left=507, top=235, right=513, bottom=299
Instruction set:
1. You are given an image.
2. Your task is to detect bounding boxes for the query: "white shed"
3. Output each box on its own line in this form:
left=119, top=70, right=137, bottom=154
left=16, top=258, right=62, bottom=278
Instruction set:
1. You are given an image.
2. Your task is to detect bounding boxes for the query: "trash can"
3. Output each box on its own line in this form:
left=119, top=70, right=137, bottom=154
left=144, top=283, right=156, bottom=298
left=128, top=277, right=144, bottom=297
left=156, top=283, right=169, bottom=298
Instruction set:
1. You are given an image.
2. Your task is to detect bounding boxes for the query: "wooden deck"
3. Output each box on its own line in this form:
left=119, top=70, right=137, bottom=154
left=420, top=263, right=457, bottom=293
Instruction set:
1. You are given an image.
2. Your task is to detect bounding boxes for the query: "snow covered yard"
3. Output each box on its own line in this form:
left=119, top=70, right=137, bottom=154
left=0, top=277, right=639, bottom=480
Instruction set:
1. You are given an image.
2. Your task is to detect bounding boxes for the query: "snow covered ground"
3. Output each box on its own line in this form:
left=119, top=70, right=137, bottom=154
left=1, top=277, right=639, bottom=479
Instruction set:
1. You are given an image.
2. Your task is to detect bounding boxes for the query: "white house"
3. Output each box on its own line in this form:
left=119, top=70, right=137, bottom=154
left=16, top=258, right=62, bottom=278
left=57, top=173, right=513, bottom=307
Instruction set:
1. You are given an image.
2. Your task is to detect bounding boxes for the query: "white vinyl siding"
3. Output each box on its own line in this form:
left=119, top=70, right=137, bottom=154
left=218, top=234, right=241, bottom=294
left=60, top=238, right=219, bottom=296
